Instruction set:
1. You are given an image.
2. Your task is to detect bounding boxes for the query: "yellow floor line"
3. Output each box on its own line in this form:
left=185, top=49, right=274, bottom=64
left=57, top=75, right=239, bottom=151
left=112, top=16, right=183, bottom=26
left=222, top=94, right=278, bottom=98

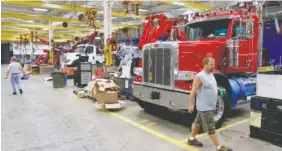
left=180, top=118, right=250, bottom=143
left=88, top=102, right=200, bottom=151
left=109, top=112, right=200, bottom=151
left=147, top=122, right=157, bottom=126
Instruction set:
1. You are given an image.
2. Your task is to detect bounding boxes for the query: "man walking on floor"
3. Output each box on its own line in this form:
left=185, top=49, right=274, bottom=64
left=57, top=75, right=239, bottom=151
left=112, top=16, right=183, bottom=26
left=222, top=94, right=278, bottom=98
left=187, top=57, right=232, bottom=151
left=6, top=57, right=25, bottom=95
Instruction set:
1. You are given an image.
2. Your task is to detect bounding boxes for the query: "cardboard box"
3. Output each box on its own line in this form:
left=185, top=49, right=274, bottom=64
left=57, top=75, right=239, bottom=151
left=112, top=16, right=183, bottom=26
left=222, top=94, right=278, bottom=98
left=96, top=91, right=118, bottom=104
left=93, top=79, right=119, bottom=95
left=87, top=81, right=96, bottom=98
left=88, top=79, right=120, bottom=99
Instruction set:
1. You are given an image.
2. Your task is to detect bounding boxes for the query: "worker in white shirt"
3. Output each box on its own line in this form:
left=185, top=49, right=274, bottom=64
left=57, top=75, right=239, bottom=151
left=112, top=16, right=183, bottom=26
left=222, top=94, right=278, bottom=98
left=6, top=57, right=26, bottom=95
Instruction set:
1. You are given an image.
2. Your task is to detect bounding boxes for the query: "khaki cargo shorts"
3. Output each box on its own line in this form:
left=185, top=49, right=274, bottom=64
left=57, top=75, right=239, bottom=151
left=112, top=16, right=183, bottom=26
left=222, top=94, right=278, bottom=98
left=193, top=110, right=216, bottom=134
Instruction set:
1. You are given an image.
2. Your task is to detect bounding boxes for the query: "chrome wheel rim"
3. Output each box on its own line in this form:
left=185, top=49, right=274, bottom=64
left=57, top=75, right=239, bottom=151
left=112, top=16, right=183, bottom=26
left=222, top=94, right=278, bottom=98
left=213, top=96, right=225, bottom=122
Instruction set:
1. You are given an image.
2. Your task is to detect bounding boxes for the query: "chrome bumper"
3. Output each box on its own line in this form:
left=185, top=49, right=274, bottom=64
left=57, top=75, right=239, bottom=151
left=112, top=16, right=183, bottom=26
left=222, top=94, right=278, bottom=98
left=133, top=83, right=190, bottom=110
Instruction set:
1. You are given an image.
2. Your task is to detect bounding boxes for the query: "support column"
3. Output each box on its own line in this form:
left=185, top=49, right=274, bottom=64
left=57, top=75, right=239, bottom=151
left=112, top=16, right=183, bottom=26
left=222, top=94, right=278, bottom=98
left=103, top=0, right=113, bottom=44
left=49, top=21, right=54, bottom=64
left=257, top=1, right=264, bottom=67
left=103, top=0, right=114, bottom=66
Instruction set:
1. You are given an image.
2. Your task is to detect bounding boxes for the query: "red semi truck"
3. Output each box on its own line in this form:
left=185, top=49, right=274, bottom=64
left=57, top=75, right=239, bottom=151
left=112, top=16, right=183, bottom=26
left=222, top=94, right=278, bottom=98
left=133, top=6, right=261, bottom=126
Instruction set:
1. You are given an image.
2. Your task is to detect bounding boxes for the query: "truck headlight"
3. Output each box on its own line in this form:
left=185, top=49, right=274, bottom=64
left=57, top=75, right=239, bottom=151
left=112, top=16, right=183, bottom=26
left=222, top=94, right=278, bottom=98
left=175, top=71, right=197, bottom=81
left=65, top=59, right=71, bottom=63
left=133, top=67, right=143, bottom=76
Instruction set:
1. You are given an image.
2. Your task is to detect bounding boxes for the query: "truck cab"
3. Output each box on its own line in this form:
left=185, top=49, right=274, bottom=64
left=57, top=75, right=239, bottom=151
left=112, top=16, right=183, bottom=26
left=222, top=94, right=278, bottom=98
left=133, top=10, right=259, bottom=127
left=60, top=44, right=105, bottom=67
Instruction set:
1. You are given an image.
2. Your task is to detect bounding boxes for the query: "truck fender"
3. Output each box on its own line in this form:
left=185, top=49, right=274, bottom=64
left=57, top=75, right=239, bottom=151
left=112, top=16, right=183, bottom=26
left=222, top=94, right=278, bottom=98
left=70, top=59, right=79, bottom=67
left=213, top=72, right=232, bottom=108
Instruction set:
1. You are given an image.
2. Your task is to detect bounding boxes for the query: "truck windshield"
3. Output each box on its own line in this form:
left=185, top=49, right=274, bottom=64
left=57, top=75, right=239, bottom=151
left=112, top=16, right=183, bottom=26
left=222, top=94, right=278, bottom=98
left=74, top=46, right=85, bottom=53
left=187, top=19, right=230, bottom=40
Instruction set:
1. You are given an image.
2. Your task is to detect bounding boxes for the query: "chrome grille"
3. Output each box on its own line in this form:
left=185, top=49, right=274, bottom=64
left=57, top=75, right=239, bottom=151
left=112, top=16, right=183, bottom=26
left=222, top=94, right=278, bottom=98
left=143, top=49, right=149, bottom=83
left=143, top=45, right=172, bottom=86
left=163, top=48, right=172, bottom=86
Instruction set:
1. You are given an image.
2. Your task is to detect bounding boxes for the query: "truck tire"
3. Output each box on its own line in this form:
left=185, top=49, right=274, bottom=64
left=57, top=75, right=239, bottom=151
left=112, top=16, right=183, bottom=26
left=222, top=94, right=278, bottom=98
left=96, top=61, right=104, bottom=67
left=136, top=98, right=167, bottom=112
left=69, top=60, right=79, bottom=67
left=214, top=92, right=229, bottom=128
left=135, top=92, right=228, bottom=128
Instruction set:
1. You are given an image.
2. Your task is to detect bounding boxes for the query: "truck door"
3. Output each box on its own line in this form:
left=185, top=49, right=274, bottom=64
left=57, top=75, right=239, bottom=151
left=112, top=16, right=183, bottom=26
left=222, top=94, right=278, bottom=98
left=231, top=20, right=250, bottom=68
left=95, top=48, right=105, bottom=64
left=85, top=45, right=95, bottom=64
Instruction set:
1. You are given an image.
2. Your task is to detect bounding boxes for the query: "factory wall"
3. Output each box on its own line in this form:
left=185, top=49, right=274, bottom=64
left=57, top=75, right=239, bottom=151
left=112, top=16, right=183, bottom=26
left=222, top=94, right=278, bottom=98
left=263, top=19, right=282, bottom=66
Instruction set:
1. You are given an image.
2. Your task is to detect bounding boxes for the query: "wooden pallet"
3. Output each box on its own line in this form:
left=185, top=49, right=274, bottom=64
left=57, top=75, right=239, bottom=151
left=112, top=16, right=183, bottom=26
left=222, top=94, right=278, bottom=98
left=95, top=100, right=126, bottom=111
left=73, top=89, right=126, bottom=111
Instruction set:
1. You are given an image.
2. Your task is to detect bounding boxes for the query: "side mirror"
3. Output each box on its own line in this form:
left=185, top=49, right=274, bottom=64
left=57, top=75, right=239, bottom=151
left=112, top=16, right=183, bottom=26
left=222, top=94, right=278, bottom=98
left=76, top=54, right=81, bottom=57
left=246, top=19, right=254, bottom=38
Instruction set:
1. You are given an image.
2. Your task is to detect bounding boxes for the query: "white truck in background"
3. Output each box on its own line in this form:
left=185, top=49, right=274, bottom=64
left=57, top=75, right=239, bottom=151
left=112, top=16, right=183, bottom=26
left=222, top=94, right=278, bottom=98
left=60, top=44, right=105, bottom=67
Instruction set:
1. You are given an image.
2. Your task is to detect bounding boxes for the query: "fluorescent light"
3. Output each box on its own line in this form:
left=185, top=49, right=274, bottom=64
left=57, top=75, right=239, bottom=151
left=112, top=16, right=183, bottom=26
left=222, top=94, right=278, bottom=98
left=173, top=2, right=185, bottom=6
left=111, top=17, right=116, bottom=19
left=139, top=9, right=148, bottom=12
left=33, top=8, right=48, bottom=12
left=25, top=20, right=34, bottom=23
left=52, top=22, right=62, bottom=26
left=121, top=22, right=134, bottom=25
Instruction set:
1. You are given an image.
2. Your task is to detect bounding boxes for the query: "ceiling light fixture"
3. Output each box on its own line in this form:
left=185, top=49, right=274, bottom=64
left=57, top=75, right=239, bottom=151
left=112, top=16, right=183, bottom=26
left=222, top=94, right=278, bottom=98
left=121, top=22, right=134, bottom=25
left=111, top=17, right=116, bottom=19
left=173, top=2, right=185, bottom=6
left=33, top=8, right=48, bottom=12
left=139, top=9, right=148, bottom=12
left=25, top=20, right=34, bottom=23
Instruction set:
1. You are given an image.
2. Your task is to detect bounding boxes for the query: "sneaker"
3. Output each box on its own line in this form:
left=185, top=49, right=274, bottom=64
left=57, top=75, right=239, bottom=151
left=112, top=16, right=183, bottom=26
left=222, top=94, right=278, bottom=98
left=12, top=92, right=17, bottom=95
left=187, top=138, right=203, bottom=147
left=217, top=146, right=233, bottom=151
left=19, top=89, right=23, bottom=94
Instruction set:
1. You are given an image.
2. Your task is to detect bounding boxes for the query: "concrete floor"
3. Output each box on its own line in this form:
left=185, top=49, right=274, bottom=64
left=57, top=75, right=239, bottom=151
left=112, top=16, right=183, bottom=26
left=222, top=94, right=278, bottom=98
left=1, top=65, right=281, bottom=151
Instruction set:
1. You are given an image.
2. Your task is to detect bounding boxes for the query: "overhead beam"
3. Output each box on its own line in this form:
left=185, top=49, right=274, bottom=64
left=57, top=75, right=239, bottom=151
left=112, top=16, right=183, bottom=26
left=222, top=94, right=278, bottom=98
left=162, top=0, right=211, bottom=11
left=2, top=0, right=146, bottom=19
left=1, top=12, right=138, bottom=29
left=2, top=22, right=105, bottom=32
left=1, top=27, right=30, bottom=33
left=1, top=37, right=74, bottom=43
left=1, top=32, right=87, bottom=42
left=1, top=29, right=94, bottom=38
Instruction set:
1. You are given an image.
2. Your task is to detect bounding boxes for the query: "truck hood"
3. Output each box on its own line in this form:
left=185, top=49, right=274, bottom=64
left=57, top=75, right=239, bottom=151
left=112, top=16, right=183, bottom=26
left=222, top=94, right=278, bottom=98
left=178, top=40, right=226, bottom=71
left=60, top=53, right=80, bottom=63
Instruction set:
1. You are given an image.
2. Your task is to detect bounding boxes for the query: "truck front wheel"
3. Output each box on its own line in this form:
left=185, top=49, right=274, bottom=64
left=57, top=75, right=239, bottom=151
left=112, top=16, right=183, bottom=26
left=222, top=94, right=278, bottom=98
left=68, top=60, right=79, bottom=67
left=214, top=93, right=229, bottom=128
left=136, top=93, right=229, bottom=128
